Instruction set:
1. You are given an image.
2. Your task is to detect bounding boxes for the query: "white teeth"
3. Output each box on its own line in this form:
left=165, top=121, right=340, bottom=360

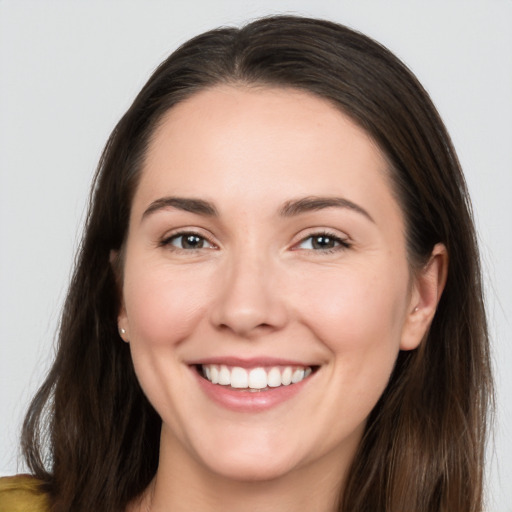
left=201, top=364, right=313, bottom=389
left=248, top=368, right=268, bottom=389
left=210, top=365, right=219, bottom=384
left=281, top=367, right=292, bottom=386
left=267, top=367, right=282, bottom=388
left=231, top=367, right=248, bottom=388
left=218, top=365, right=230, bottom=385
left=291, top=368, right=305, bottom=383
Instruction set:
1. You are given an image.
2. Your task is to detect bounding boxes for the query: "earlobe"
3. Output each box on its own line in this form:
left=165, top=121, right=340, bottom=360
left=400, top=243, right=448, bottom=351
left=117, top=311, right=129, bottom=343
left=118, top=324, right=129, bottom=342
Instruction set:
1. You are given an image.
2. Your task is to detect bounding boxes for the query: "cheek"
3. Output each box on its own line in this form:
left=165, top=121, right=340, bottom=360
left=121, top=262, right=216, bottom=425
left=122, top=262, right=212, bottom=346
left=293, top=261, right=410, bottom=357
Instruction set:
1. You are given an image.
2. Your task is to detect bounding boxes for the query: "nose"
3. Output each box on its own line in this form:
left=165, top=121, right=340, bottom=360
left=210, top=251, right=288, bottom=338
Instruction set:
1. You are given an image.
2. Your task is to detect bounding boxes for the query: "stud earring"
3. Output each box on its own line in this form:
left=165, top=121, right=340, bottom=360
left=119, top=327, right=126, bottom=335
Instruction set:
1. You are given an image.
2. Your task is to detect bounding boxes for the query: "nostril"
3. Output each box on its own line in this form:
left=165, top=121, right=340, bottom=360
left=210, top=271, right=288, bottom=336
left=215, top=321, right=276, bottom=338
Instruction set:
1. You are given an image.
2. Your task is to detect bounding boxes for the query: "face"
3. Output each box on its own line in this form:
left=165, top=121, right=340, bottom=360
left=118, top=85, right=427, bottom=485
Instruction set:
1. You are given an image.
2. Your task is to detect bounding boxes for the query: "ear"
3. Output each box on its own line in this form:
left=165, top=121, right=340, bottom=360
left=110, top=249, right=129, bottom=343
left=400, top=243, right=448, bottom=351
left=117, top=304, right=129, bottom=343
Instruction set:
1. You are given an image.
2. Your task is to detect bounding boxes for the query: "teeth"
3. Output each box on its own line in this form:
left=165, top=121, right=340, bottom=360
left=281, top=367, right=292, bottom=386
left=267, top=367, right=282, bottom=388
left=248, top=368, right=267, bottom=389
left=201, top=364, right=313, bottom=390
left=219, top=365, right=230, bottom=385
left=291, top=368, right=305, bottom=383
left=231, top=367, right=248, bottom=388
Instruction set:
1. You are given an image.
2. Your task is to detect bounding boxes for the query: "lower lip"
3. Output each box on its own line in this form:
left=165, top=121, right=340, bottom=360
left=192, top=368, right=313, bottom=413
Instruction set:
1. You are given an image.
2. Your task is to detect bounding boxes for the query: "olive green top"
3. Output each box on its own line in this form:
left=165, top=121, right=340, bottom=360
left=0, top=475, right=50, bottom=512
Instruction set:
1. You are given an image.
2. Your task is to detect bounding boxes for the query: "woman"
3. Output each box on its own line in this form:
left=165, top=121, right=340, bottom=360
left=0, top=15, right=492, bottom=512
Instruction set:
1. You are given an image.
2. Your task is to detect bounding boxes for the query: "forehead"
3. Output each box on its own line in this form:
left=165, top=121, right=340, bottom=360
left=149, top=85, right=378, bottom=159
left=134, top=85, right=402, bottom=229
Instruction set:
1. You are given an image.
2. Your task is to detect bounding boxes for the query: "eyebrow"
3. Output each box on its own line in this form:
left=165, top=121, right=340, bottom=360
left=141, top=195, right=374, bottom=223
left=279, top=196, right=375, bottom=223
left=142, top=197, right=218, bottom=220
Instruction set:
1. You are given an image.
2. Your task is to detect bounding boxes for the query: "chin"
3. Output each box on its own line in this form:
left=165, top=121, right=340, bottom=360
left=187, top=431, right=305, bottom=483
left=203, top=453, right=299, bottom=483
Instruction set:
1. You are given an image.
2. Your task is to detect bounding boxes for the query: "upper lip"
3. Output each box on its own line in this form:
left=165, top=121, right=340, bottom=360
left=187, top=356, right=318, bottom=369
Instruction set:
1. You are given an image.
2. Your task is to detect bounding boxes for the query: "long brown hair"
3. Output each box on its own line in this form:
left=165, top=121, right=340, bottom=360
left=21, top=15, right=493, bottom=512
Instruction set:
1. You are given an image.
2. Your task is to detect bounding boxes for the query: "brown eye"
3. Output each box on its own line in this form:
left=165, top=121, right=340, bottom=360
left=311, top=235, right=338, bottom=249
left=165, top=232, right=214, bottom=250
left=297, top=233, right=349, bottom=251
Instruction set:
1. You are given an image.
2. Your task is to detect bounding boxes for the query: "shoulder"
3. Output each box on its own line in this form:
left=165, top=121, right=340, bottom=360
left=0, top=475, right=50, bottom=512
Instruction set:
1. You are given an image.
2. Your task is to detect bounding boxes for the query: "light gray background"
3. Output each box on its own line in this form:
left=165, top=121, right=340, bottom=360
left=1, top=1, right=511, bottom=510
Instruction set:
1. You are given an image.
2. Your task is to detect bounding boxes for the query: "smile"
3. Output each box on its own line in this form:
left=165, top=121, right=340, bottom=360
left=200, top=364, right=313, bottom=391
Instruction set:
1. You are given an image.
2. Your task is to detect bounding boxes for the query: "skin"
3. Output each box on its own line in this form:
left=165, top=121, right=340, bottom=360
left=118, top=85, right=447, bottom=512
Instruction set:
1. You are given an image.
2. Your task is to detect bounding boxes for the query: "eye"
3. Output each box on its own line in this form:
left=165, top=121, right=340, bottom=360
left=162, top=232, right=215, bottom=250
left=296, top=232, right=350, bottom=251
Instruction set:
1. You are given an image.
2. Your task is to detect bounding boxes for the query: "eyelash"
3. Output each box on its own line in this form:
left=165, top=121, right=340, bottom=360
left=293, top=231, right=351, bottom=254
left=159, top=230, right=351, bottom=253
left=160, top=231, right=216, bottom=252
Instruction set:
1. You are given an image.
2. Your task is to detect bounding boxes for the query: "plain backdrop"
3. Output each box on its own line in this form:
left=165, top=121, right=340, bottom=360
left=1, top=1, right=511, bottom=510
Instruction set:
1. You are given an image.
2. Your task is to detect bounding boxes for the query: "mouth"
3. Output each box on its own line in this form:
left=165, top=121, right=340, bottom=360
left=195, top=364, right=317, bottom=392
